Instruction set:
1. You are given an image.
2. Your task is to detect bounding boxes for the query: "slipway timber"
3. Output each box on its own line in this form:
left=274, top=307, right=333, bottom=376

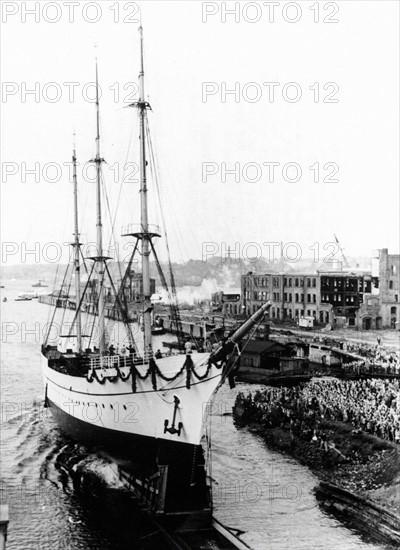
left=137, top=517, right=253, bottom=549
left=115, top=466, right=252, bottom=549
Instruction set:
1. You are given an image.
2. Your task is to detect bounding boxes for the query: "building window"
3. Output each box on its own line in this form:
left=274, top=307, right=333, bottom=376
left=307, top=310, right=311, bottom=316
left=307, top=278, right=311, bottom=287
left=389, top=281, right=393, bottom=289
left=313, top=294, right=316, bottom=303
left=395, top=295, right=398, bottom=302
left=300, top=278, right=304, bottom=287
left=295, top=293, right=299, bottom=302
left=312, top=278, right=316, bottom=288
left=289, top=294, right=292, bottom=302
left=288, top=278, right=292, bottom=287
left=295, top=278, right=299, bottom=287
left=391, top=306, right=397, bottom=315
left=271, top=307, right=275, bottom=318
left=307, top=294, right=311, bottom=303
left=273, top=277, right=279, bottom=288
left=284, top=293, right=288, bottom=302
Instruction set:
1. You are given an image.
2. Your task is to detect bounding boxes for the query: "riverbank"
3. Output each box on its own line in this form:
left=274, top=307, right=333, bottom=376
left=234, top=394, right=400, bottom=546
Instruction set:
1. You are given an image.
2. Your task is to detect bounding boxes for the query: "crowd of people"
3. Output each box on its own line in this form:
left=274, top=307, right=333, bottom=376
left=236, top=378, right=400, bottom=445
left=311, top=336, right=400, bottom=375
left=344, top=346, right=400, bottom=375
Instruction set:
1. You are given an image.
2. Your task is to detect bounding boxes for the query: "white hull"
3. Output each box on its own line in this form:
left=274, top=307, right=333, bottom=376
left=42, top=352, right=221, bottom=447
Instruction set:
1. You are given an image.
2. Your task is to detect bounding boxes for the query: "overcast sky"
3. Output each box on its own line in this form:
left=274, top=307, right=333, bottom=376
left=1, top=1, right=399, bottom=267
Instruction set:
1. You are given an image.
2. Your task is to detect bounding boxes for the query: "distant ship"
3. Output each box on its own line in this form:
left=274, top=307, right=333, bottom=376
left=41, top=26, right=271, bottom=520
left=32, top=280, right=48, bottom=288
left=15, top=293, right=33, bottom=302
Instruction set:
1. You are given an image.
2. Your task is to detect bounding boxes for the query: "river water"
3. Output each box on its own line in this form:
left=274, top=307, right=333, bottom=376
left=0, top=281, right=389, bottom=549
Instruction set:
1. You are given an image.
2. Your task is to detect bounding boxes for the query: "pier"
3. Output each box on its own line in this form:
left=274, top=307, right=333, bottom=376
left=38, top=293, right=136, bottom=322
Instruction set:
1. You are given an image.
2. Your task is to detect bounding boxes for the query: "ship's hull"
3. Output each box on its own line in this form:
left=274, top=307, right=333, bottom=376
left=42, top=352, right=222, bottom=512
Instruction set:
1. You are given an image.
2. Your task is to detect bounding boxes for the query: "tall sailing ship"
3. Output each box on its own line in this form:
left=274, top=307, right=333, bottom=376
left=41, top=27, right=270, bottom=519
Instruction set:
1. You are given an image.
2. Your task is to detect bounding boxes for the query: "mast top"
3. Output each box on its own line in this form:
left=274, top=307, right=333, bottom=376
left=126, top=24, right=151, bottom=111
left=139, top=24, right=145, bottom=103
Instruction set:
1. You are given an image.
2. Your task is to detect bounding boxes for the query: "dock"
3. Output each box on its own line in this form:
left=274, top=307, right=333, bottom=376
left=38, top=293, right=136, bottom=322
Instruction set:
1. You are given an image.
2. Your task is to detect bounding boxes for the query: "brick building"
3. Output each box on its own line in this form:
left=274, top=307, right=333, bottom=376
left=211, top=291, right=241, bottom=316
left=242, top=271, right=374, bottom=328
left=378, top=248, right=400, bottom=329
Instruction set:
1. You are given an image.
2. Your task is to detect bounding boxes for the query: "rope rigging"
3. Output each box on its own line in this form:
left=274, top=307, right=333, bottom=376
left=145, top=113, right=185, bottom=349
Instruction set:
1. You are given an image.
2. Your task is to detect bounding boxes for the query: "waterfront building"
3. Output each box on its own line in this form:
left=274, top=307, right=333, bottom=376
left=241, top=270, right=375, bottom=329
left=211, top=291, right=241, bottom=316
left=377, top=248, right=400, bottom=329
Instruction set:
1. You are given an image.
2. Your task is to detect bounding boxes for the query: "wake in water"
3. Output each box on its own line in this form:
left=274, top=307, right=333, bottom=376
left=2, top=394, right=163, bottom=549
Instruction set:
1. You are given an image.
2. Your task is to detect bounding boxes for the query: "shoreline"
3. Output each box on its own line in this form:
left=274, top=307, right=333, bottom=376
left=234, top=414, right=400, bottom=546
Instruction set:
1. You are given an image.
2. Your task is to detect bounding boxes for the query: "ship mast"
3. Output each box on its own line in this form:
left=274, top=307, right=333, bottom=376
left=138, top=25, right=152, bottom=353
left=72, top=137, right=82, bottom=352
left=94, top=60, right=106, bottom=354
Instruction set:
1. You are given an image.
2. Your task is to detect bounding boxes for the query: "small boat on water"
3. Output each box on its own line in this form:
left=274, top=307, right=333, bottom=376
left=2, top=297, right=7, bottom=302
left=32, top=280, right=48, bottom=288
left=15, top=293, right=33, bottom=302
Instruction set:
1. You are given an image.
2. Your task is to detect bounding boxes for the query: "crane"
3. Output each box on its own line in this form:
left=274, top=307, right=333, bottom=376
left=334, top=234, right=350, bottom=268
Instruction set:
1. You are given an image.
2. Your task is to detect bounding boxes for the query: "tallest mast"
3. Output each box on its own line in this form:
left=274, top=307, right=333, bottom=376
left=94, top=59, right=106, bottom=354
left=138, top=25, right=152, bottom=353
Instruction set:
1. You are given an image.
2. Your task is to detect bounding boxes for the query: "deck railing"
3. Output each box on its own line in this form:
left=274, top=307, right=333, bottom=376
left=87, top=351, right=154, bottom=370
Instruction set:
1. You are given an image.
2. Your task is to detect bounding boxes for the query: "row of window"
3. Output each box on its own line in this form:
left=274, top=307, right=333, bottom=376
left=268, top=308, right=330, bottom=322
left=248, top=275, right=375, bottom=293
left=224, top=303, right=240, bottom=314
left=248, top=276, right=317, bottom=288
left=321, top=294, right=361, bottom=304
left=321, top=277, right=369, bottom=292
left=251, top=291, right=318, bottom=303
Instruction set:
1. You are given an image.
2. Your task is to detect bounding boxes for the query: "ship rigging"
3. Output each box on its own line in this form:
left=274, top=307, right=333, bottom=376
left=41, top=25, right=271, bottom=518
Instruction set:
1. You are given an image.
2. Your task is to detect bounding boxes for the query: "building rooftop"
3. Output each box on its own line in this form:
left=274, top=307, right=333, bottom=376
left=243, top=340, right=291, bottom=354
